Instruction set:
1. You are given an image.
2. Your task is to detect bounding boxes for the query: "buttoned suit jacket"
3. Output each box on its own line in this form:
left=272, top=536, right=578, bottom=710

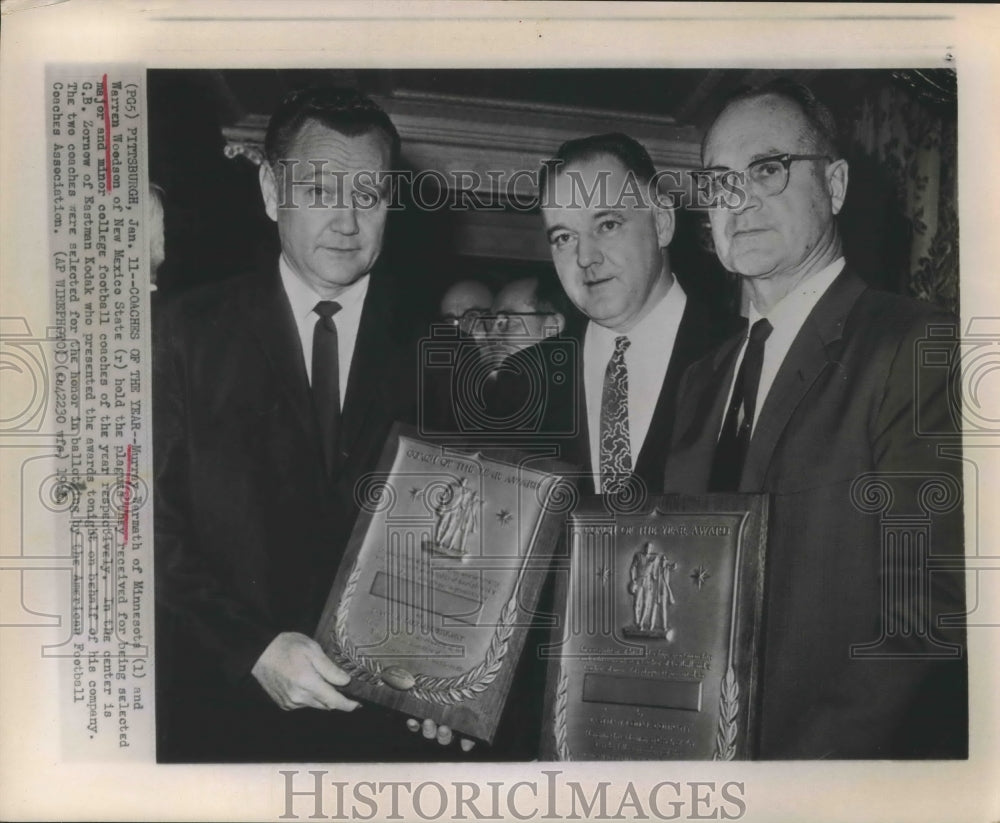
left=663, top=268, right=967, bottom=759
left=153, top=263, right=440, bottom=762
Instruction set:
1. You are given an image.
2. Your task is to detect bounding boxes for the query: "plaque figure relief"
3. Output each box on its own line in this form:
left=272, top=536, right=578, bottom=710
left=424, top=476, right=481, bottom=558
left=543, top=499, right=768, bottom=760
left=316, top=429, right=574, bottom=744
left=624, top=541, right=677, bottom=641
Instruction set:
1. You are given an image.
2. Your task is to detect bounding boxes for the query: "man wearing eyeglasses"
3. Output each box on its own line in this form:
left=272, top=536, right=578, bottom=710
left=487, top=276, right=567, bottom=363
left=439, top=279, right=493, bottom=338
left=664, top=80, right=966, bottom=759
left=478, top=274, right=576, bottom=432
left=421, top=279, right=495, bottom=434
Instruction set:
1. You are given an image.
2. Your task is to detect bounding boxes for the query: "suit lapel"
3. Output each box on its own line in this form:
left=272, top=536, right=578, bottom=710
left=634, top=299, right=710, bottom=483
left=740, top=269, right=867, bottom=490
left=237, top=267, right=317, bottom=443
left=680, top=333, right=744, bottom=489
left=571, top=323, right=594, bottom=493
left=340, top=273, right=395, bottom=459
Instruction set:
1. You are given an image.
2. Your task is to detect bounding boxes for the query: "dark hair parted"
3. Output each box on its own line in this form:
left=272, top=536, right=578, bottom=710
left=705, top=78, right=842, bottom=161
left=264, top=86, right=401, bottom=167
left=539, top=132, right=657, bottom=202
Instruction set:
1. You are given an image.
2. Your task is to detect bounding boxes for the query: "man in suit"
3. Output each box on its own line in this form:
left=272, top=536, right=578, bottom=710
left=479, top=273, right=575, bottom=433
left=539, top=133, right=728, bottom=495
left=664, top=80, right=966, bottom=758
left=420, top=279, right=495, bottom=436
left=154, top=87, right=440, bottom=761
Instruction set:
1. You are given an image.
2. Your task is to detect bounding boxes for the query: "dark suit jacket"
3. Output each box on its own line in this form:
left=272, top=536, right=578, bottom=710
left=153, top=264, right=445, bottom=762
left=472, top=295, right=730, bottom=756
left=664, top=268, right=967, bottom=759
left=567, top=295, right=734, bottom=496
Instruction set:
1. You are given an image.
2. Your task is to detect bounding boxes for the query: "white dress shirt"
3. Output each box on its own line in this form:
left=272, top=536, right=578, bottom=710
left=721, top=257, right=845, bottom=436
left=584, top=276, right=688, bottom=488
left=279, top=255, right=370, bottom=404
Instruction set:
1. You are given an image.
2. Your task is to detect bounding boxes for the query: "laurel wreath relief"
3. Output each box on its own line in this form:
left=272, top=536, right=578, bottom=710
left=329, top=563, right=518, bottom=705
left=712, top=665, right=739, bottom=760
left=553, top=666, right=571, bottom=760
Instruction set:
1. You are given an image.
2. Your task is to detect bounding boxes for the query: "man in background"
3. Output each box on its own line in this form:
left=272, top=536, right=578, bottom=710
left=421, top=279, right=495, bottom=435
left=664, top=79, right=966, bottom=758
left=480, top=273, right=576, bottom=433
left=439, top=278, right=493, bottom=339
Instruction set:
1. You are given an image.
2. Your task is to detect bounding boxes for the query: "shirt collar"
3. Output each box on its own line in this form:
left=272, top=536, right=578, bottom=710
left=278, top=254, right=370, bottom=322
left=748, top=257, right=845, bottom=329
left=589, top=272, right=686, bottom=348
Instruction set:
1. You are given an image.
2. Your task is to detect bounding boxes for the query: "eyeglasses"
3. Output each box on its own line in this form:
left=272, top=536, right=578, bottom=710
left=701, top=153, right=831, bottom=201
left=474, top=311, right=558, bottom=335
left=441, top=308, right=488, bottom=327
left=490, top=311, right=552, bottom=331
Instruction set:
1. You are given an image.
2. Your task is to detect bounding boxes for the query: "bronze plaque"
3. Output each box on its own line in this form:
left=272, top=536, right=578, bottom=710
left=315, top=424, right=576, bottom=744
left=542, top=494, right=768, bottom=760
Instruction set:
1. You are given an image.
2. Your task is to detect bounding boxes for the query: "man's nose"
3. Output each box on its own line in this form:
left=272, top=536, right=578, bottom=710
left=327, top=203, right=360, bottom=234
left=470, top=318, right=491, bottom=341
left=731, top=178, right=763, bottom=216
left=576, top=234, right=604, bottom=269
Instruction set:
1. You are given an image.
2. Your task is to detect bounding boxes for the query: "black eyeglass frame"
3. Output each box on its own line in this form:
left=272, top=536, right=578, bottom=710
left=441, top=308, right=490, bottom=325
left=702, top=153, right=832, bottom=198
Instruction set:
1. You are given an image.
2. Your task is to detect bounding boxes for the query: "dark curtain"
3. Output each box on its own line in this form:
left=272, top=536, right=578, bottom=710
left=848, top=70, right=959, bottom=314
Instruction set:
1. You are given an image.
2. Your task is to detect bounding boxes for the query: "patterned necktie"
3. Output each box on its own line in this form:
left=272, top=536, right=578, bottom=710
left=710, top=317, right=773, bottom=492
left=312, top=300, right=342, bottom=476
left=599, top=335, right=632, bottom=495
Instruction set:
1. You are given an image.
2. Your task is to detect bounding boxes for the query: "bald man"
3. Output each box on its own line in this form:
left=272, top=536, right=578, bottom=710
left=439, top=279, right=492, bottom=338
left=479, top=274, right=578, bottom=435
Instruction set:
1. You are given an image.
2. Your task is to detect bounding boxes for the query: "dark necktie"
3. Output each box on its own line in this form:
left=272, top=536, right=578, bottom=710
left=312, top=300, right=342, bottom=476
left=599, top=335, right=632, bottom=495
left=710, top=318, right=773, bottom=492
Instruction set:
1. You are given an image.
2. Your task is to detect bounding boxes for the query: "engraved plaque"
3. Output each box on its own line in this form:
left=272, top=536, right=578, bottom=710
left=315, top=424, right=576, bottom=744
left=542, top=494, right=768, bottom=760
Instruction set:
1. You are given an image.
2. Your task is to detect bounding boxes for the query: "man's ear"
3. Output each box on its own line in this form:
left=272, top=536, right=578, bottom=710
left=653, top=202, right=676, bottom=248
left=259, top=162, right=279, bottom=223
left=826, top=158, right=849, bottom=216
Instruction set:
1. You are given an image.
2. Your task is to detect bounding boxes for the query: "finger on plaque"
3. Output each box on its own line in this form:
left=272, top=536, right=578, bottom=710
left=406, top=718, right=420, bottom=733
left=436, top=725, right=453, bottom=746
left=421, top=718, right=436, bottom=739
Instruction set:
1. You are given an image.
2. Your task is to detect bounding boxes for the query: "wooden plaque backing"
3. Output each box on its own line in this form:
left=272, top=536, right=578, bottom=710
left=315, top=423, right=577, bottom=744
left=541, top=493, right=769, bottom=760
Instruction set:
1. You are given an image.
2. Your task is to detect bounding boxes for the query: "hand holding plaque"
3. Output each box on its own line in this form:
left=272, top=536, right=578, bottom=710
left=315, top=425, right=576, bottom=745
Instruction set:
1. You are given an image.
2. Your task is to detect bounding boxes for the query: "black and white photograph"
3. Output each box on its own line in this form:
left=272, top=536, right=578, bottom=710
left=1, top=4, right=998, bottom=822
left=149, top=67, right=965, bottom=763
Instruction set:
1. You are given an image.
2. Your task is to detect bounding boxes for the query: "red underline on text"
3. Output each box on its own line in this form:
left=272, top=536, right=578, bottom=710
left=123, top=443, right=132, bottom=543
left=102, top=74, right=112, bottom=192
